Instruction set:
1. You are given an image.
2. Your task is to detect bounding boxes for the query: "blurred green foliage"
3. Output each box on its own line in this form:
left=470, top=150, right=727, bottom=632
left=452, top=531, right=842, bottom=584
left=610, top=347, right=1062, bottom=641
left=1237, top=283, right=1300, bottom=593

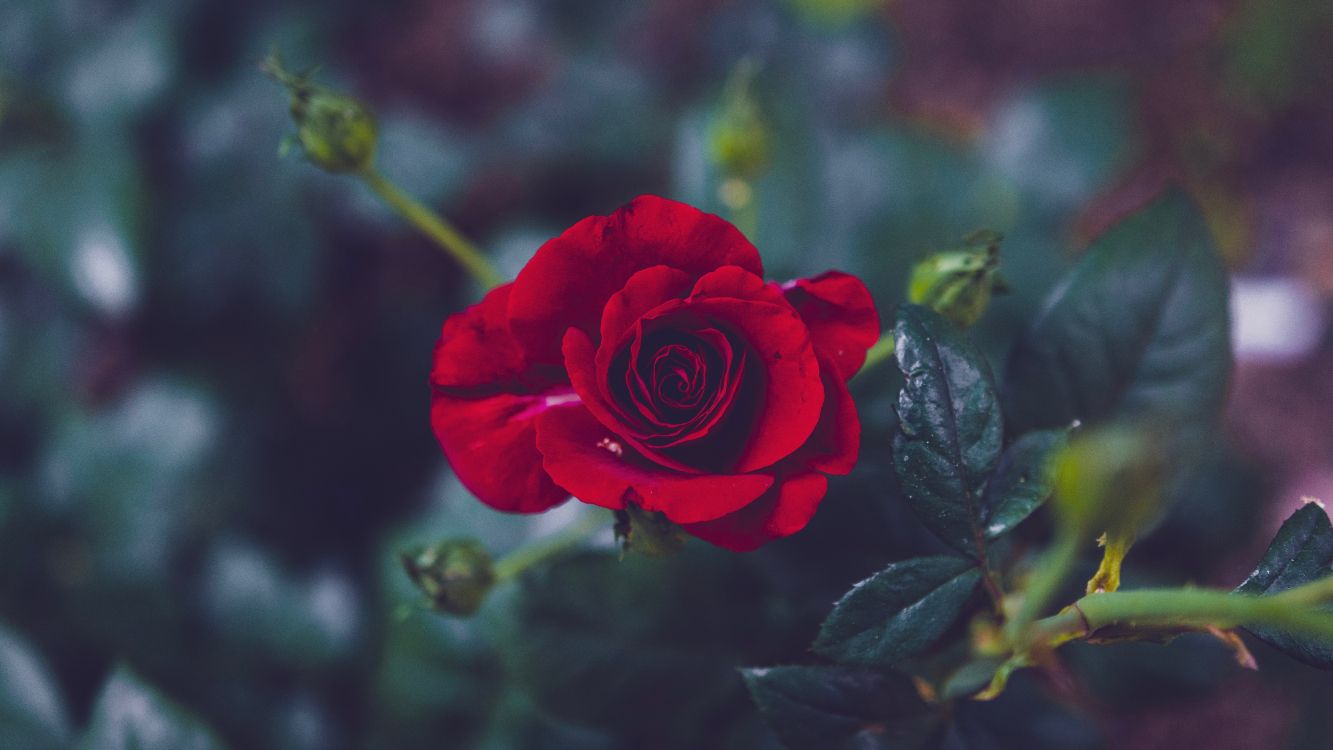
left=0, top=0, right=1331, bottom=748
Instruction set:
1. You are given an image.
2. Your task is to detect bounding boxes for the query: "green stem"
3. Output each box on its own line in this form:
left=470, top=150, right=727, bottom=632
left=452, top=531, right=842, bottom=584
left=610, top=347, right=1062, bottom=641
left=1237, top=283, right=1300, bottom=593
left=1006, top=530, right=1082, bottom=645
left=492, top=510, right=608, bottom=582
left=1032, top=577, right=1333, bottom=647
left=733, top=185, right=759, bottom=242
left=359, top=169, right=506, bottom=291
left=855, top=333, right=895, bottom=379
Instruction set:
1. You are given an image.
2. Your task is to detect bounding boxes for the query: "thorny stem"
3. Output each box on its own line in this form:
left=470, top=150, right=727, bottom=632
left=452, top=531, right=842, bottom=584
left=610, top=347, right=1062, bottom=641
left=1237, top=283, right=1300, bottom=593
left=1029, top=576, right=1333, bottom=652
left=492, top=509, right=608, bottom=583
left=359, top=169, right=506, bottom=291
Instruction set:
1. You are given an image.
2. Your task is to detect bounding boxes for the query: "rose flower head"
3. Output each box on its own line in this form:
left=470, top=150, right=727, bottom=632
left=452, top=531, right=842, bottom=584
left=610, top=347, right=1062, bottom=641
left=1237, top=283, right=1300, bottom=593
left=430, top=196, right=879, bottom=551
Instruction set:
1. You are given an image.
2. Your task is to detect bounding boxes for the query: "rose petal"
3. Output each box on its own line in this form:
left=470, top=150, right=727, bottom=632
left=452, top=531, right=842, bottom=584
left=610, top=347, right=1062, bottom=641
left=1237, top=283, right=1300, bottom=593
left=598, top=265, right=693, bottom=356
left=535, top=405, right=773, bottom=524
left=655, top=297, right=823, bottom=473
left=430, top=283, right=573, bottom=512
left=690, top=264, right=787, bottom=305
left=566, top=324, right=745, bottom=473
left=431, top=391, right=576, bottom=513
left=624, top=325, right=744, bottom=449
left=564, top=326, right=669, bottom=463
left=803, top=357, right=860, bottom=475
left=682, top=472, right=829, bottom=552
left=431, top=284, right=527, bottom=390
left=509, top=196, right=763, bottom=363
left=781, top=271, right=881, bottom=380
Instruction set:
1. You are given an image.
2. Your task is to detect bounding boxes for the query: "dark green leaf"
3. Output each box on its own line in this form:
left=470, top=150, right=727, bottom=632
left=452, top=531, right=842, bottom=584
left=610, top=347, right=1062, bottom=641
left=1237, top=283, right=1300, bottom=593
left=982, top=429, right=1066, bottom=539
left=80, top=666, right=227, bottom=750
left=0, top=624, right=70, bottom=750
left=814, top=556, right=981, bottom=667
left=742, top=665, right=939, bottom=750
left=892, top=304, right=1004, bottom=557
left=496, top=548, right=778, bottom=745
left=1235, top=504, right=1333, bottom=668
left=1003, top=189, right=1231, bottom=434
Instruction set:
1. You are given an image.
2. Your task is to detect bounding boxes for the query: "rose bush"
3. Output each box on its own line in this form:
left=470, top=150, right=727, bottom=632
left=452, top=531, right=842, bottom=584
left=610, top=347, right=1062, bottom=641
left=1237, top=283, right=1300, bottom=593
left=430, top=196, right=879, bottom=551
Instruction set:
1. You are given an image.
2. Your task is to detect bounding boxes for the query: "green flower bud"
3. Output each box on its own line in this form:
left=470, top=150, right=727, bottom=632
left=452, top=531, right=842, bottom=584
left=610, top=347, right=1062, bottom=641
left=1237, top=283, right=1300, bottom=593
left=400, top=538, right=495, bottom=616
left=264, top=54, right=377, bottom=174
left=708, top=60, right=771, bottom=181
left=614, top=504, right=686, bottom=558
left=908, top=230, right=1006, bottom=328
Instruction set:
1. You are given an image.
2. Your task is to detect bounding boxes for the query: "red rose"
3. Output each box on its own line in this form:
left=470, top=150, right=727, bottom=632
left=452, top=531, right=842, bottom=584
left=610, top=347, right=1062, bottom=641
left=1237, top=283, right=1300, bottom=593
left=430, top=196, right=880, bottom=551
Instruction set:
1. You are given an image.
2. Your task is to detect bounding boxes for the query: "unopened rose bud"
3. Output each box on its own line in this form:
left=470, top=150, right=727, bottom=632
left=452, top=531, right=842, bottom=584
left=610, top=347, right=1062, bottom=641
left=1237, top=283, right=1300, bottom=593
left=400, top=538, right=495, bottom=616
left=614, top=503, right=686, bottom=558
left=708, top=60, right=771, bottom=181
left=264, top=54, right=377, bottom=174
left=908, top=230, right=1006, bottom=328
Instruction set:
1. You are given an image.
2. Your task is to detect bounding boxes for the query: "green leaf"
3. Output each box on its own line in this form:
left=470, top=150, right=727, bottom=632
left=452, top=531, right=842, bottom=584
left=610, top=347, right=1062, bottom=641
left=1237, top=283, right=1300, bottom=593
left=1003, top=189, right=1231, bottom=434
left=741, top=665, right=939, bottom=750
left=0, top=624, right=71, bottom=750
left=1235, top=504, right=1333, bottom=669
left=496, top=548, right=778, bottom=745
left=80, top=666, right=227, bottom=750
left=982, top=429, right=1067, bottom=539
left=814, top=556, right=982, bottom=667
left=892, top=304, right=1004, bottom=557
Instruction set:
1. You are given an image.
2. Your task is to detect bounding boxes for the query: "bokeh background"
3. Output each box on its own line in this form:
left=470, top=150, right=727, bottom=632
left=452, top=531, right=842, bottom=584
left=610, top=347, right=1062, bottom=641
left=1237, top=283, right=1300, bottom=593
left=2, top=0, right=1333, bottom=748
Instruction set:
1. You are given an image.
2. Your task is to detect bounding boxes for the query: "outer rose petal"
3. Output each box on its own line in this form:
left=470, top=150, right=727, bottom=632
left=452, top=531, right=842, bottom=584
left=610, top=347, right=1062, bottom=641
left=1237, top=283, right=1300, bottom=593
left=804, top=358, right=860, bottom=475
left=430, top=283, right=573, bottom=513
left=431, top=284, right=528, bottom=389
left=431, top=393, right=574, bottom=513
left=781, top=271, right=881, bottom=380
left=508, top=196, right=764, bottom=363
left=682, top=472, right=829, bottom=552
left=535, top=405, right=773, bottom=524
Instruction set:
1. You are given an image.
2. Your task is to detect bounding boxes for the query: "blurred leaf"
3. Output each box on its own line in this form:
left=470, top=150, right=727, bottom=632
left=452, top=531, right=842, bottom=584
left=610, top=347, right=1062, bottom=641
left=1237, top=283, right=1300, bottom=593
left=1048, top=424, right=1166, bottom=594
left=472, top=691, right=617, bottom=750
left=61, top=11, right=174, bottom=124
left=741, top=665, right=939, bottom=750
left=892, top=304, right=1004, bottom=558
left=782, top=0, right=885, bottom=27
left=42, top=380, right=217, bottom=584
left=1002, top=190, right=1231, bottom=434
left=814, top=556, right=981, bottom=667
left=1137, top=447, right=1262, bottom=580
left=0, top=140, right=144, bottom=316
left=1235, top=503, right=1333, bottom=669
left=981, top=429, right=1066, bottom=539
left=81, top=666, right=226, bottom=750
left=1221, top=0, right=1333, bottom=112
left=0, top=623, right=71, bottom=750
left=497, top=547, right=778, bottom=746
left=938, top=656, right=1006, bottom=701
left=842, top=130, right=1019, bottom=300
left=201, top=540, right=363, bottom=669
left=1048, top=425, right=1161, bottom=535
left=981, top=77, right=1134, bottom=214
